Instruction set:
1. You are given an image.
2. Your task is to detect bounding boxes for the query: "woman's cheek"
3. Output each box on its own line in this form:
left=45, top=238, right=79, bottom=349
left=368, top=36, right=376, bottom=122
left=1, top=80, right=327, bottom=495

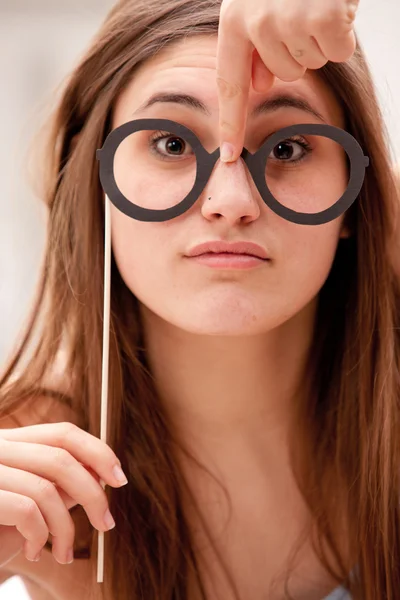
left=288, top=225, right=343, bottom=284
left=110, top=214, right=151, bottom=287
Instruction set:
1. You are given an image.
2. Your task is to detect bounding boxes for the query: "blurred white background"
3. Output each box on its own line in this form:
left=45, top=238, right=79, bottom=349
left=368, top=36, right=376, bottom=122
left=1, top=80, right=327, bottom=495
left=0, top=0, right=399, bottom=596
left=0, top=576, right=30, bottom=600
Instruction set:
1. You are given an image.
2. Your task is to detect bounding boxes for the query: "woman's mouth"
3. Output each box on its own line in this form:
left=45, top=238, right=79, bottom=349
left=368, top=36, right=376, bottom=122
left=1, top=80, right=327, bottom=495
left=185, top=252, right=269, bottom=269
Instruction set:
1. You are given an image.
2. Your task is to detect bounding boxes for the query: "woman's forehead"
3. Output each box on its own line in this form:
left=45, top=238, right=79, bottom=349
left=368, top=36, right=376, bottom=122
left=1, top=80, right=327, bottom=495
left=114, top=35, right=344, bottom=129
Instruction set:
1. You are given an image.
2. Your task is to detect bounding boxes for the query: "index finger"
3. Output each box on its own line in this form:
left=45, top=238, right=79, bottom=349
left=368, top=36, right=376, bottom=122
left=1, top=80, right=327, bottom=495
left=216, top=19, right=253, bottom=163
left=0, top=422, right=125, bottom=488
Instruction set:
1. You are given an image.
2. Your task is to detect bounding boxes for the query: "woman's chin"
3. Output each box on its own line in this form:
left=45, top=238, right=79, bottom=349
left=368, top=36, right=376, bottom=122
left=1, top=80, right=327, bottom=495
left=166, top=308, right=285, bottom=336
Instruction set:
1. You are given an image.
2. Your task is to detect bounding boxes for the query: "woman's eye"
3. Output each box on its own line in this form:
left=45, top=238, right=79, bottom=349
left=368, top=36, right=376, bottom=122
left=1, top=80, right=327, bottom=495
left=269, top=139, right=310, bottom=162
left=150, top=133, right=193, bottom=159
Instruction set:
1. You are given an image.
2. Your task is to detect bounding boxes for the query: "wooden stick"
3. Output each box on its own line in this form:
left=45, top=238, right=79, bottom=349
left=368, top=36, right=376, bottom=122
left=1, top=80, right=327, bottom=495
left=97, top=195, right=112, bottom=583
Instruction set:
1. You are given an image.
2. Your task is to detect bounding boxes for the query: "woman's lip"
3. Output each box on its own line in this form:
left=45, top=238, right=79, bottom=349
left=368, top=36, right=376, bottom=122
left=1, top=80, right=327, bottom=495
left=185, top=253, right=269, bottom=269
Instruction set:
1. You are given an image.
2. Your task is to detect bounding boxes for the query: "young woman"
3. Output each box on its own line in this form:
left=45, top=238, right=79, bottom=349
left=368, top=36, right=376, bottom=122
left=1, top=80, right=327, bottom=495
left=0, top=1, right=399, bottom=599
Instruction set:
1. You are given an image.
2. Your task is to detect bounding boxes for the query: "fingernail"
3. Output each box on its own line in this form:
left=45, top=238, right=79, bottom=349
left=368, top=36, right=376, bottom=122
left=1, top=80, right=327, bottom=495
left=220, top=142, right=235, bottom=163
left=104, top=509, right=116, bottom=530
left=66, top=548, right=74, bottom=564
left=27, top=551, right=41, bottom=562
left=113, top=464, right=128, bottom=485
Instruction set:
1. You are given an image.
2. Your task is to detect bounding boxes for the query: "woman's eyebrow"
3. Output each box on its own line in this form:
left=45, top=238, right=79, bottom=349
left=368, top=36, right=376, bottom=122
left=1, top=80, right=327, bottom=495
left=133, top=92, right=212, bottom=116
left=132, top=91, right=328, bottom=123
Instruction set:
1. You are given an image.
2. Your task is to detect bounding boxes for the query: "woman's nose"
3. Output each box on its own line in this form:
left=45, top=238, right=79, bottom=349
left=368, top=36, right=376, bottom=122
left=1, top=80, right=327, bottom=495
left=200, top=157, right=262, bottom=225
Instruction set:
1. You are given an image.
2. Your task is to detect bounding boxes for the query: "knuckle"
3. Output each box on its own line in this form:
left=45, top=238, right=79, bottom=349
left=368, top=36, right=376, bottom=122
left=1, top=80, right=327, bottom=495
left=0, top=437, right=10, bottom=452
left=220, top=1, right=240, bottom=30
left=247, top=15, right=261, bottom=38
left=279, top=13, right=301, bottom=35
left=73, top=428, right=118, bottom=471
left=219, top=119, right=241, bottom=137
left=59, top=421, right=78, bottom=440
left=246, top=18, right=257, bottom=38
left=325, top=6, right=342, bottom=22
left=50, top=446, right=74, bottom=469
left=216, top=76, right=245, bottom=100
left=248, top=12, right=274, bottom=38
left=309, top=12, right=330, bottom=29
left=310, top=6, right=343, bottom=29
left=18, top=497, right=38, bottom=518
left=85, top=487, right=107, bottom=511
left=35, top=477, right=57, bottom=500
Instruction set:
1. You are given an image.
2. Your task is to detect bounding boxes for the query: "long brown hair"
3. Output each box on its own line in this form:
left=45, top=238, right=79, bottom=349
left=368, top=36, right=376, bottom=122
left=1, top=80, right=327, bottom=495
left=1, top=1, right=400, bottom=598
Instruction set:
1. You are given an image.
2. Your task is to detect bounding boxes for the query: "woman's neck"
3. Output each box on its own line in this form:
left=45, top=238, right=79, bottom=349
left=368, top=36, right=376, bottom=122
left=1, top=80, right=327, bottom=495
left=139, top=297, right=317, bottom=459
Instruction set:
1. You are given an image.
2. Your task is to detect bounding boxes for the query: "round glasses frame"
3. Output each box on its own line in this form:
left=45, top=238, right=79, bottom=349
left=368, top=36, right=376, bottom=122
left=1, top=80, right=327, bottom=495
left=96, top=118, right=370, bottom=225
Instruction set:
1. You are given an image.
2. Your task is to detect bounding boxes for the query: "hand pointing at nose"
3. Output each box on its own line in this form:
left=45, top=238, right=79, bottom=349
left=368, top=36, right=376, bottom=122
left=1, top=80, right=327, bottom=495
left=216, top=0, right=360, bottom=163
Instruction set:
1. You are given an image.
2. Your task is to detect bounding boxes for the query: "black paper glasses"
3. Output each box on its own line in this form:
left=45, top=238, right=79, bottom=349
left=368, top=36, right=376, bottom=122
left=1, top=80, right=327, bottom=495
left=96, top=118, right=369, bottom=226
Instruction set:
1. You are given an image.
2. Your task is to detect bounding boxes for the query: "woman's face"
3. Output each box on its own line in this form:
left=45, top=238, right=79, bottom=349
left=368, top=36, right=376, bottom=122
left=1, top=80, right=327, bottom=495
left=110, top=35, right=349, bottom=335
